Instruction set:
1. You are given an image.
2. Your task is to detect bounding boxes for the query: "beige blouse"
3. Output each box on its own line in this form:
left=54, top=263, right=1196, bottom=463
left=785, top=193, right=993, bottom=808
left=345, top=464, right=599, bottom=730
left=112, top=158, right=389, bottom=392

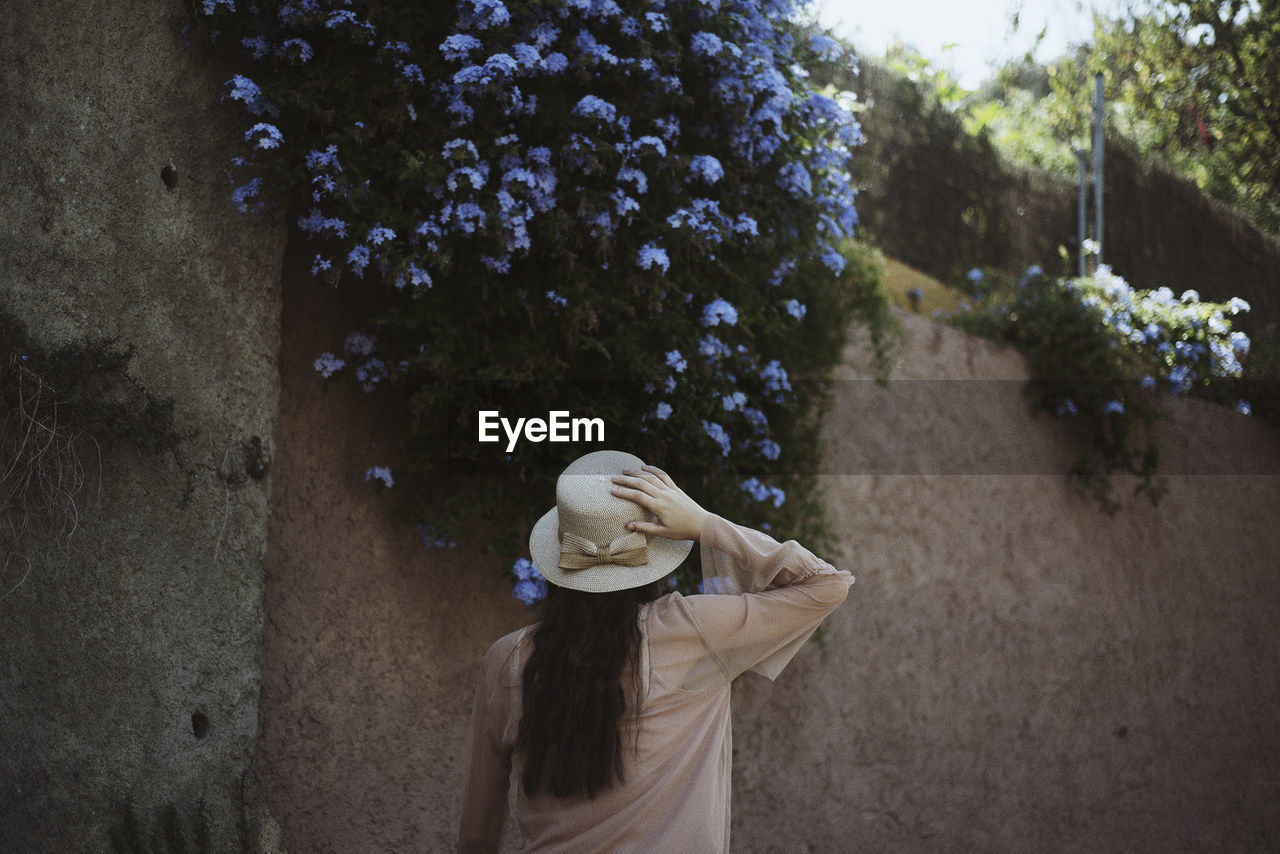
left=458, top=514, right=854, bottom=853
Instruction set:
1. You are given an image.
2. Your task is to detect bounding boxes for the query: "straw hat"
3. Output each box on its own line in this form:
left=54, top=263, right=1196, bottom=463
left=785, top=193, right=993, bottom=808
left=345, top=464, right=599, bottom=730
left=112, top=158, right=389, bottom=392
left=530, top=450, right=694, bottom=592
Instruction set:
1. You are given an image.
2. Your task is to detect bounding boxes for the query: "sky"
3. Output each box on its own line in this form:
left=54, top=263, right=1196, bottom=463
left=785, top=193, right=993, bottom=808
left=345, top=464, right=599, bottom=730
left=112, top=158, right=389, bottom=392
left=814, top=0, right=1125, bottom=89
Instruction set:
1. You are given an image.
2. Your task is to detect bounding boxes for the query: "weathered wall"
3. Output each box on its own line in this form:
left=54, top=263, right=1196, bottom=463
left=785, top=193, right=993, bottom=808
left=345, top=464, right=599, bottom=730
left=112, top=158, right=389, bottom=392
left=0, top=1, right=286, bottom=851
left=261, top=253, right=1280, bottom=852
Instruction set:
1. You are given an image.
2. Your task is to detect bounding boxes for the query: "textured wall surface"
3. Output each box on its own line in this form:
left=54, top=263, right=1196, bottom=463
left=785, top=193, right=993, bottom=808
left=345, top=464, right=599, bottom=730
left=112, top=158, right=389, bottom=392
left=258, top=243, right=531, bottom=853
left=734, top=314, right=1280, bottom=852
left=0, top=1, right=285, bottom=850
left=261, top=268, right=1280, bottom=852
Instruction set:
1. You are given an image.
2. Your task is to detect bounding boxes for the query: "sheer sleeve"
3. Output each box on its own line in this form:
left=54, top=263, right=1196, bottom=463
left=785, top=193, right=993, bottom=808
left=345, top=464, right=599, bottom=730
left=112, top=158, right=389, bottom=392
left=457, top=638, right=515, bottom=854
left=687, top=514, right=853, bottom=681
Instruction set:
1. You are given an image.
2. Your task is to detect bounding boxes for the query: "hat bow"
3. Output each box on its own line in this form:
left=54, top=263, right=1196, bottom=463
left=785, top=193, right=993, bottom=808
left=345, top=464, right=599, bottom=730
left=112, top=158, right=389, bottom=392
left=558, top=529, right=649, bottom=570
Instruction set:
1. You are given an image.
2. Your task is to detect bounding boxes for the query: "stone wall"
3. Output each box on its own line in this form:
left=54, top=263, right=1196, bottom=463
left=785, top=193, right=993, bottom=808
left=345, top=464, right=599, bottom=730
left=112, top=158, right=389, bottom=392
left=0, top=1, right=285, bottom=850
left=260, top=266, right=1280, bottom=851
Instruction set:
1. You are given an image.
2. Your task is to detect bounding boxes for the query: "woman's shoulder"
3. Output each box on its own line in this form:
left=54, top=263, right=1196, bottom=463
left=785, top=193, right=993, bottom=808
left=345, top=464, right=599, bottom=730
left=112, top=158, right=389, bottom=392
left=643, top=590, right=702, bottom=635
left=482, top=623, right=536, bottom=686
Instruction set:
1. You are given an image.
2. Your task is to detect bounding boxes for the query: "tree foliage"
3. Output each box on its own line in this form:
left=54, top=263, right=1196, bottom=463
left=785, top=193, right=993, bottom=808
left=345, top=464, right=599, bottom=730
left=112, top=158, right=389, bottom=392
left=1047, top=0, right=1280, bottom=234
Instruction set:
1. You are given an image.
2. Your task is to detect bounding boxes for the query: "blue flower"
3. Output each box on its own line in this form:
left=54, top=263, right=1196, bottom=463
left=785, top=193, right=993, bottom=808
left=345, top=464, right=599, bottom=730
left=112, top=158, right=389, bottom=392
left=245, top=122, right=284, bottom=150
left=540, top=52, right=569, bottom=73
left=733, top=214, right=758, bottom=236
left=967, top=268, right=984, bottom=285
left=665, top=349, right=687, bottom=373
left=778, top=162, right=812, bottom=197
left=740, top=477, right=784, bottom=506
left=440, top=33, right=482, bottom=62
left=305, top=144, right=341, bottom=172
left=741, top=406, right=769, bottom=433
left=407, top=262, right=432, bottom=288
left=483, top=52, right=518, bottom=76
left=1237, top=400, right=1252, bottom=415
left=769, top=259, right=796, bottom=286
left=347, top=244, right=371, bottom=276
left=466, top=0, right=511, bottom=30
left=701, top=297, right=738, bottom=327
left=242, top=35, right=270, bottom=59
left=401, top=62, right=425, bottom=84
left=356, top=358, right=387, bottom=391
left=688, top=154, right=724, bottom=184
left=784, top=299, right=806, bottom=320
left=326, top=10, right=358, bottom=28
left=637, top=243, right=670, bottom=274
left=573, top=94, right=618, bottom=124
left=511, top=557, right=547, bottom=605
left=453, top=202, right=487, bottom=234
left=442, top=137, right=478, bottom=161
left=699, top=334, right=729, bottom=361
left=807, top=34, right=842, bottom=61
left=344, top=332, right=376, bottom=356
left=654, top=401, right=673, bottom=420
left=631, top=135, right=667, bottom=157
left=313, top=352, right=346, bottom=378
left=690, top=31, right=724, bottom=57
left=702, top=420, right=731, bottom=455
left=819, top=246, right=846, bottom=275
left=545, top=290, right=567, bottom=307
left=363, top=466, right=394, bottom=487
left=722, top=391, right=746, bottom=411
left=575, top=29, right=619, bottom=65
left=230, top=178, right=262, bottom=213
left=1102, top=400, right=1125, bottom=415
left=224, top=74, right=276, bottom=117
left=1055, top=398, right=1078, bottom=416
left=760, top=359, right=791, bottom=393
left=366, top=225, right=396, bottom=246
left=757, top=439, right=781, bottom=460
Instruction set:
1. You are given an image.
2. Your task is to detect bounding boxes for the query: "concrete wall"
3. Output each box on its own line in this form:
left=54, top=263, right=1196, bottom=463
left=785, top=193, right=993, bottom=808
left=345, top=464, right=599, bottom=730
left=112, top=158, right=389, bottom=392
left=0, top=1, right=285, bottom=850
left=261, top=256, right=1280, bottom=852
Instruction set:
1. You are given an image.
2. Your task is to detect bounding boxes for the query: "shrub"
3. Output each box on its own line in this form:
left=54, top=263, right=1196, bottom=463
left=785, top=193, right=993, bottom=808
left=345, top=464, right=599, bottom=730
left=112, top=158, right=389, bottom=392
left=944, top=264, right=1254, bottom=512
left=193, top=0, right=876, bottom=597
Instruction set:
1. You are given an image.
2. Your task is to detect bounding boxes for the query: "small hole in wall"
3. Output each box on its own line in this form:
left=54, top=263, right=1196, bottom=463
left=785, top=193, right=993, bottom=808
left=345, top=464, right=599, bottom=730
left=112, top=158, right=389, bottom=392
left=161, top=163, right=179, bottom=190
left=192, top=711, right=210, bottom=739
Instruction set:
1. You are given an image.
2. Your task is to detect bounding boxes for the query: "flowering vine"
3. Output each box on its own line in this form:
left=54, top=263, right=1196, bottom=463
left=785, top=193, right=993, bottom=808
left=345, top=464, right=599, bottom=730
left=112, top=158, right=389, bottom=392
left=946, top=264, right=1254, bottom=512
left=193, top=0, right=873, bottom=598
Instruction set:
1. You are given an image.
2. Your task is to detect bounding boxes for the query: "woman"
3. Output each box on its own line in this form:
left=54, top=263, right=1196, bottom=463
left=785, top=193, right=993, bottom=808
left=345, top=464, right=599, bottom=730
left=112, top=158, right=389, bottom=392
left=458, top=450, right=853, bottom=852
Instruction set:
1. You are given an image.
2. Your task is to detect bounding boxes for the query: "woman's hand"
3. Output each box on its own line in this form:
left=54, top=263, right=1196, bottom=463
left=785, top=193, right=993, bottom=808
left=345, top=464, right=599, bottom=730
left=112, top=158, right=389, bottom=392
left=610, top=465, right=709, bottom=542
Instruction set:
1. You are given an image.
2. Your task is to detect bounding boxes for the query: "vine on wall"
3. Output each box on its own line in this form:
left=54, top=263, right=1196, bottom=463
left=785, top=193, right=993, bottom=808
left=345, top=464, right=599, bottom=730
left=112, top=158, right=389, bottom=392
left=192, top=0, right=883, bottom=596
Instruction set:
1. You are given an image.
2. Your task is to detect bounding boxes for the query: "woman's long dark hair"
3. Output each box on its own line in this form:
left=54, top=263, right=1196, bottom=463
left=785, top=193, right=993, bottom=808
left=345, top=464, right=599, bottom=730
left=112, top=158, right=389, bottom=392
left=516, top=580, right=666, bottom=799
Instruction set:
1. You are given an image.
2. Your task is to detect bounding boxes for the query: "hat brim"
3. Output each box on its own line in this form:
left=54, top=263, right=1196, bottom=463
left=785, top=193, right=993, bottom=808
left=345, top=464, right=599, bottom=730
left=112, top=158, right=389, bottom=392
left=529, top=506, right=694, bottom=593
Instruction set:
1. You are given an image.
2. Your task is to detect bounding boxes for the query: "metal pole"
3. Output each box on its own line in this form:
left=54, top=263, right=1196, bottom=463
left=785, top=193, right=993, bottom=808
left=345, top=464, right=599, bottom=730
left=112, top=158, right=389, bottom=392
left=1092, top=72, right=1105, bottom=270
left=1075, top=148, right=1088, bottom=277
